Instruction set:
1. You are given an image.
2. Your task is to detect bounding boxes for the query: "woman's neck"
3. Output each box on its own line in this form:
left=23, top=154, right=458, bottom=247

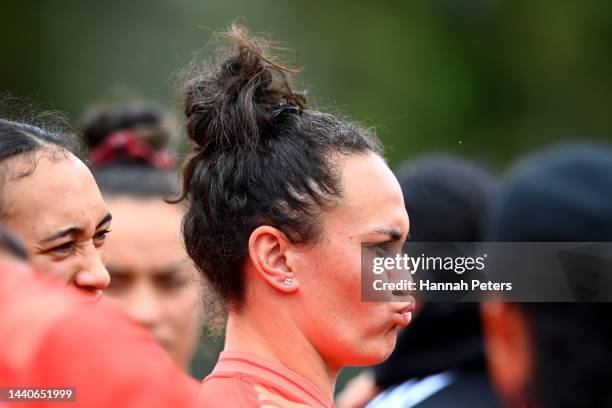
left=224, top=306, right=339, bottom=401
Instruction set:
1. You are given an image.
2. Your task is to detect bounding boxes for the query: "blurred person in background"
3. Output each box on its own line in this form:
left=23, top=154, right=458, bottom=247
left=338, top=155, right=503, bottom=408
left=481, top=143, right=612, bottom=408
left=79, top=101, right=203, bottom=373
left=174, top=25, right=414, bottom=407
left=0, top=116, right=110, bottom=293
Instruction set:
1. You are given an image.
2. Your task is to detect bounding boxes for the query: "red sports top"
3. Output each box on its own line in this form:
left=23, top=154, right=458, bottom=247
left=0, top=259, right=198, bottom=408
left=194, top=351, right=336, bottom=408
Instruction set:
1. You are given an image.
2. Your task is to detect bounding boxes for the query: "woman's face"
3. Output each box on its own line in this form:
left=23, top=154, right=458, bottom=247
left=293, top=152, right=412, bottom=368
left=102, top=197, right=201, bottom=371
left=2, top=150, right=111, bottom=293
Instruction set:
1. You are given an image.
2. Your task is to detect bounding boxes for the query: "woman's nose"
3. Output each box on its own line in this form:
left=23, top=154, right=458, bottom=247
left=73, top=250, right=110, bottom=292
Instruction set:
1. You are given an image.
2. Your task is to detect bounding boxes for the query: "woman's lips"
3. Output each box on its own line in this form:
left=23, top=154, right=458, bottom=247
left=393, top=302, right=415, bottom=328
left=401, top=311, right=412, bottom=326
left=393, top=311, right=412, bottom=328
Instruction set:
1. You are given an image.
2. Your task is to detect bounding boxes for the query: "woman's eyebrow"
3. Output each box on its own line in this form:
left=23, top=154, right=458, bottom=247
left=155, top=264, right=184, bottom=277
left=366, top=228, right=403, bottom=241
left=96, top=212, right=112, bottom=229
left=42, top=226, right=82, bottom=243
left=42, top=213, right=112, bottom=244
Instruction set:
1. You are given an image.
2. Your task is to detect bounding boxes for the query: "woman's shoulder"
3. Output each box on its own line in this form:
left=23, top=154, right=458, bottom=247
left=195, top=372, right=313, bottom=408
left=193, top=373, right=246, bottom=407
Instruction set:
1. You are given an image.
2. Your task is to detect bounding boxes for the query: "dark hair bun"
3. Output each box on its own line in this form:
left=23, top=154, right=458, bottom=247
left=182, top=24, right=304, bottom=157
left=79, top=101, right=173, bottom=151
left=174, top=24, right=380, bottom=307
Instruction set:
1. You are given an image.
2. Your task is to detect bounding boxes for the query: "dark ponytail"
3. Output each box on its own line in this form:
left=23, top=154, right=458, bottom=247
left=175, top=25, right=381, bottom=308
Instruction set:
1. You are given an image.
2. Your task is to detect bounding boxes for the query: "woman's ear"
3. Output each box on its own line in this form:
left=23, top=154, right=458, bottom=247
left=248, top=226, right=299, bottom=293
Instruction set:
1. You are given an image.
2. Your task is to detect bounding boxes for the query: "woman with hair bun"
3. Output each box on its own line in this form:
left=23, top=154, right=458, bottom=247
left=175, top=26, right=414, bottom=407
left=80, top=101, right=203, bottom=373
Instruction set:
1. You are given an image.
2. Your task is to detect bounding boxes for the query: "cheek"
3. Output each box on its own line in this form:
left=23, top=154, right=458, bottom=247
left=165, top=287, right=201, bottom=330
left=98, top=245, right=107, bottom=264
left=301, top=239, right=370, bottom=317
left=313, top=242, right=362, bottom=294
left=306, top=304, right=398, bottom=367
left=164, top=289, right=201, bottom=355
left=29, top=255, right=76, bottom=284
left=299, top=246, right=398, bottom=365
left=339, top=304, right=400, bottom=365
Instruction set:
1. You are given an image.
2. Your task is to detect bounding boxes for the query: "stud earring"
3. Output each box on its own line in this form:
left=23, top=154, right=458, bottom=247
left=283, top=277, right=293, bottom=286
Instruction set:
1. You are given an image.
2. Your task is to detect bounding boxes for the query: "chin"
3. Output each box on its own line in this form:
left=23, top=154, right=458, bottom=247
left=349, top=350, right=393, bottom=367
left=375, top=328, right=401, bottom=361
left=343, top=336, right=398, bottom=367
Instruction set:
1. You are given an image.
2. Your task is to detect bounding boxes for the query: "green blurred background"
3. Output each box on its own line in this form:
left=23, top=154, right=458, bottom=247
left=3, top=0, right=611, bottom=170
left=2, top=0, right=611, bottom=389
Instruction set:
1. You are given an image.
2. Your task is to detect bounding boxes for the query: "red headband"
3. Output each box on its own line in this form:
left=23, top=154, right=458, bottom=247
left=89, top=130, right=177, bottom=170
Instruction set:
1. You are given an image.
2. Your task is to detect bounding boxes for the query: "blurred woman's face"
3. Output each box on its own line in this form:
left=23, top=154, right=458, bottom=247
left=293, top=153, right=413, bottom=368
left=2, top=150, right=111, bottom=294
left=102, top=197, right=201, bottom=371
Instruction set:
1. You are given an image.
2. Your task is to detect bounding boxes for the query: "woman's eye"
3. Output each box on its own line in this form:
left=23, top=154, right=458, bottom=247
left=94, top=229, right=111, bottom=243
left=50, top=242, right=74, bottom=254
left=378, top=245, right=391, bottom=256
left=369, top=242, right=391, bottom=256
left=159, top=276, right=188, bottom=292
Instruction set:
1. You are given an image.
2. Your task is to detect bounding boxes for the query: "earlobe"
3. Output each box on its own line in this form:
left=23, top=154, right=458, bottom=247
left=282, top=275, right=294, bottom=287
left=278, top=272, right=299, bottom=293
left=248, top=226, right=299, bottom=293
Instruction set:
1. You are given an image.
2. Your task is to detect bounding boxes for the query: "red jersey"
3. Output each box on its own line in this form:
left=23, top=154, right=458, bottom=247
left=0, top=259, right=198, bottom=407
left=194, top=351, right=336, bottom=408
